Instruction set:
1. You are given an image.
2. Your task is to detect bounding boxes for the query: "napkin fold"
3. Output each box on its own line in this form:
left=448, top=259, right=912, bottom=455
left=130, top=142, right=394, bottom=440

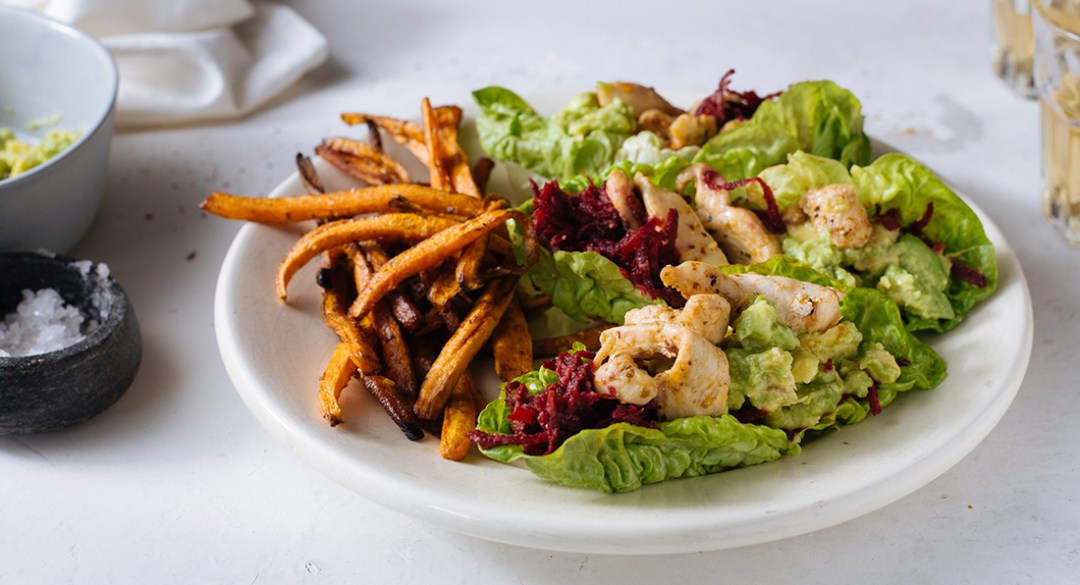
left=3, top=0, right=329, bottom=128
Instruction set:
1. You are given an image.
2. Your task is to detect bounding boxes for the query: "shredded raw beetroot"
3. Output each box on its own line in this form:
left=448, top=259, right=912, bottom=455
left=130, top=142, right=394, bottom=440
left=702, top=170, right=786, bottom=234
left=694, top=69, right=781, bottom=124
left=873, top=206, right=903, bottom=231
left=467, top=350, right=659, bottom=456
left=906, top=202, right=935, bottom=237
left=531, top=180, right=685, bottom=306
left=730, top=403, right=769, bottom=424
left=867, top=381, right=882, bottom=416
left=951, top=260, right=989, bottom=288
left=604, top=209, right=685, bottom=306
left=532, top=179, right=624, bottom=251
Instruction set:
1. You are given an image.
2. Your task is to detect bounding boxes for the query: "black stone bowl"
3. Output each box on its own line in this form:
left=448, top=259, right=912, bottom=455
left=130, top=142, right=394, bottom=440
left=0, top=252, right=141, bottom=434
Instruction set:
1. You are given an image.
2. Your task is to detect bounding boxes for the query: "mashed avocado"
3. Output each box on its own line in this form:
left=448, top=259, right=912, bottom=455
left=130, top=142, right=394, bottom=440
left=725, top=296, right=901, bottom=432
left=0, top=128, right=82, bottom=180
left=782, top=225, right=955, bottom=321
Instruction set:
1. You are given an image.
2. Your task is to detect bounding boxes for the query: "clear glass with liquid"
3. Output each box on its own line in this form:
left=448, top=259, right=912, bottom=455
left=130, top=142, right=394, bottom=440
left=993, top=0, right=1037, bottom=97
left=1034, top=1, right=1080, bottom=245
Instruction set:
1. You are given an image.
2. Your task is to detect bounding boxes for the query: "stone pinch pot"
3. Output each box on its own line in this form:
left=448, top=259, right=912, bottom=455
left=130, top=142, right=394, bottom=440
left=0, top=252, right=141, bottom=435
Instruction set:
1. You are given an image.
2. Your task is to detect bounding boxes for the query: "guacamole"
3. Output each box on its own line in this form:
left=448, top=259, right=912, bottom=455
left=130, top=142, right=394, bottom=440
left=783, top=224, right=956, bottom=321
left=727, top=296, right=901, bottom=432
left=0, top=128, right=82, bottom=180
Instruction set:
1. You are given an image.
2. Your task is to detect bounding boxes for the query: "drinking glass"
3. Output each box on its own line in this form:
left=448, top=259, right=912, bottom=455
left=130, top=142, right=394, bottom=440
left=1033, top=0, right=1080, bottom=245
left=993, top=0, right=1037, bottom=97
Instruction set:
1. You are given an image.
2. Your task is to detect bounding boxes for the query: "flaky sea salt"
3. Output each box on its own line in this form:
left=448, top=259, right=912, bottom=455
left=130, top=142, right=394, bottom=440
left=69, top=259, right=112, bottom=321
left=0, top=289, right=94, bottom=357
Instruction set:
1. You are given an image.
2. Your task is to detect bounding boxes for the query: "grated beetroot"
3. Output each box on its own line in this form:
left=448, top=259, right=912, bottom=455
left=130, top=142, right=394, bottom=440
left=694, top=69, right=782, bottom=124
left=867, top=381, right=882, bottom=416
left=532, top=179, right=624, bottom=252
left=951, top=260, right=989, bottom=288
left=468, top=350, right=659, bottom=456
left=905, top=201, right=935, bottom=238
left=730, top=403, right=769, bottom=424
left=531, top=180, right=685, bottom=306
left=872, top=205, right=903, bottom=231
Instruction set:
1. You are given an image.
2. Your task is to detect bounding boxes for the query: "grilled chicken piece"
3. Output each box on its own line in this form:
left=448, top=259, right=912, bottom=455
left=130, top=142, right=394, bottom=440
left=634, top=173, right=728, bottom=266
left=660, top=261, right=844, bottom=333
left=678, top=163, right=779, bottom=264
left=667, top=113, right=718, bottom=149
left=621, top=294, right=731, bottom=345
left=596, top=81, right=684, bottom=117
left=593, top=294, right=732, bottom=419
left=799, top=183, right=872, bottom=248
left=636, top=109, right=676, bottom=145
left=604, top=169, right=641, bottom=229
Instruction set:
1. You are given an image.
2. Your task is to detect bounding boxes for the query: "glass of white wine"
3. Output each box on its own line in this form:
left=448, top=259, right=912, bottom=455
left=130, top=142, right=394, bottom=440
left=1034, top=0, right=1080, bottom=245
left=993, top=0, right=1037, bottom=97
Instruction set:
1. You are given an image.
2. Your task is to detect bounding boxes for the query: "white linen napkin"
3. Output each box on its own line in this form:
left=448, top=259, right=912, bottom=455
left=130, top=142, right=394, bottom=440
left=2, top=0, right=329, bottom=128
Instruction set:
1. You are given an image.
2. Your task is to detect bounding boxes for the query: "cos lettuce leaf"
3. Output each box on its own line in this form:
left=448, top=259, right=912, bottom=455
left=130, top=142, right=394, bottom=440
left=473, top=86, right=636, bottom=182
left=752, top=151, right=996, bottom=332
left=474, top=80, right=871, bottom=189
left=524, top=417, right=795, bottom=493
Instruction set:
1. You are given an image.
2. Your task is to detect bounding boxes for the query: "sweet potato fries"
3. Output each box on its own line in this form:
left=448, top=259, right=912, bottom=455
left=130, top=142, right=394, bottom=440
left=201, top=97, right=538, bottom=460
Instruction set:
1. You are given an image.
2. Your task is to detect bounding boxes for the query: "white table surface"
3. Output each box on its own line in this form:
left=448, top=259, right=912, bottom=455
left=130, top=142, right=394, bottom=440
left=4, top=0, right=1078, bottom=582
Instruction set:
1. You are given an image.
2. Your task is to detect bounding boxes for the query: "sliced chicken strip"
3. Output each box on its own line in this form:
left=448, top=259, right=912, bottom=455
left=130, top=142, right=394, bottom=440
left=675, top=294, right=732, bottom=344
left=799, top=183, right=872, bottom=248
left=658, top=261, right=747, bottom=305
left=633, top=173, right=729, bottom=265
left=730, top=272, right=844, bottom=333
left=596, top=81, right=684, bottom=117
left=660, top=261, right=844, bottom=333
left=678, top=163, right=780, bottom=265
left=603, top=169, right=641, bottom=229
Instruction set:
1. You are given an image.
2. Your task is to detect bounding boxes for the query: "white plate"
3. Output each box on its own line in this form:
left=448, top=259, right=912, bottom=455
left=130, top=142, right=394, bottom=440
left=213, top=95, right=1032, bottom=555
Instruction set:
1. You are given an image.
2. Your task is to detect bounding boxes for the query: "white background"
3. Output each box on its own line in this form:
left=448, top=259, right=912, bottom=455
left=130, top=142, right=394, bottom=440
left=2, top=0, right=1078, bottom=583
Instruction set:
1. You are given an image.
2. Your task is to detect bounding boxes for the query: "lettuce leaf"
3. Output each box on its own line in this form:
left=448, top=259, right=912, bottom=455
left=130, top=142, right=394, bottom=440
left=693, top=80, right=872, bottom=181
left=722, top=257, right=947, bottom=402
left=521, top=417, right=796, bottom=493
left=474, top=360, right=796, bottom=493
left=850, top=153, right=998, bottom=332
left=473, top=87, right=636, bottom=182
left=752, top=151, right=996, bottom=332
left=837, top=287, right=947, bottom=419
left=474, top=80, right=871, bottom=189
left=527, top=247, right=659, bottom=324
left=757, top=151, right=853, bottom=210
left=476, top=257, right=945, bottom=492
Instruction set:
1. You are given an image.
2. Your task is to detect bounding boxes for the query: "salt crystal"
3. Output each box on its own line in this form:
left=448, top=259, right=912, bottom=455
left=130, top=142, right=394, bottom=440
left=0, top=289, right=93, bottom=357
left=71, top=260, right=92, bottom=279
left=79, top=260, right=112, bottom=322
